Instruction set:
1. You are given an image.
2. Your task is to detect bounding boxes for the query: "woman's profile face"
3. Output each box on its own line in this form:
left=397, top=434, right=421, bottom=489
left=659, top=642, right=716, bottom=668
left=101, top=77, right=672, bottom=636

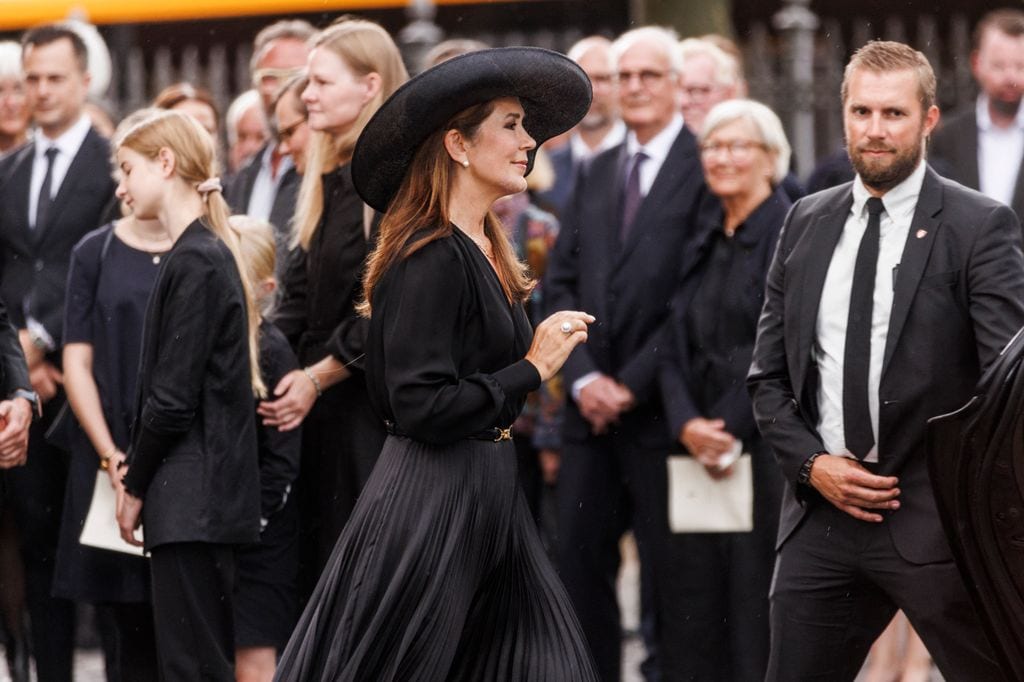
left=700, top=117, right=774, bottom=202
left=0, top=75, right=30, bottom=139
left=460, top=97, right=536, bottom=199
left=302, top=47, right=374, bottom=136
left=115, top=146, right=165, bottom=220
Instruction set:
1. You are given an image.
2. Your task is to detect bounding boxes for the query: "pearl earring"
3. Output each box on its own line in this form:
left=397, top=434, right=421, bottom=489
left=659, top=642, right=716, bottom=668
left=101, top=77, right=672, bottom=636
left=462, top=160, right=470, bottom=168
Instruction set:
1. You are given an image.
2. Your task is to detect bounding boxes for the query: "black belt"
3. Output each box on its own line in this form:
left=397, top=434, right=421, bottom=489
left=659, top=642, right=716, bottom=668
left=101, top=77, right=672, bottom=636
left=383, top=420, right=513, bottom=442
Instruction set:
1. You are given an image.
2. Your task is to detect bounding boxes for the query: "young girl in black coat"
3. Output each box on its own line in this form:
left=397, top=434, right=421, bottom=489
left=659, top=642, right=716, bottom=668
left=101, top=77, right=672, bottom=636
left=113, top=109, right=263, bottom=681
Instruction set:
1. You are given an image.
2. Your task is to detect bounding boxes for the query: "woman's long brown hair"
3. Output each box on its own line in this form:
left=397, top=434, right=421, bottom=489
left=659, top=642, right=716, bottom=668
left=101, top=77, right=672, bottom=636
left=360, top=101, right=534, bottom=316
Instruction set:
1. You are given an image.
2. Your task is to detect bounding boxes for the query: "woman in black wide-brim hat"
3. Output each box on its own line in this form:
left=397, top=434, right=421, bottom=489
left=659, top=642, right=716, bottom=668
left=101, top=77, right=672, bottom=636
left=273, top=47, right=599, bottom=681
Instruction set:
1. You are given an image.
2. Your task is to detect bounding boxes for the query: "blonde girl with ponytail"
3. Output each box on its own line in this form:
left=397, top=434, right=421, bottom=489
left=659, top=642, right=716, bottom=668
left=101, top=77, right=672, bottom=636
left=226, top=215, right=302, bottom=681
left=112, top=109, right=263, bottom=681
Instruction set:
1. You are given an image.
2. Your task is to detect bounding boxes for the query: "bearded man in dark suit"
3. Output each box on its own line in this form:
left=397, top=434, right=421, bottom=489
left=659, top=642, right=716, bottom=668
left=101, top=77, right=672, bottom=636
left=749, top=40, right=1020, bottom=681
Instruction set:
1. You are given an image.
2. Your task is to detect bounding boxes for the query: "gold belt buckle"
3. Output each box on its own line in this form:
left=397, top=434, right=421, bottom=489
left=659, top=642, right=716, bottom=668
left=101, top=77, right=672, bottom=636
left=494, top=427, right=512, bottom=442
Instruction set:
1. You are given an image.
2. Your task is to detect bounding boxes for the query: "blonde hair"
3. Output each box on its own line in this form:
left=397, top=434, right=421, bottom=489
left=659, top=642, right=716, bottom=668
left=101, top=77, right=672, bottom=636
left=117, top=110, right=267, bottom=397
left=842, top=41, right=936, bottom=111
left=292, top=17, right=408, bottom=250
left=228, top=214, right=277, bottom=318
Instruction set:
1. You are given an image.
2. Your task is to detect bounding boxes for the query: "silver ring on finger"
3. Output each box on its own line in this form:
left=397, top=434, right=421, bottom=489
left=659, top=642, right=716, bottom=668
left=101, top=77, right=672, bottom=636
left=560, top=321, right=573, bottom=334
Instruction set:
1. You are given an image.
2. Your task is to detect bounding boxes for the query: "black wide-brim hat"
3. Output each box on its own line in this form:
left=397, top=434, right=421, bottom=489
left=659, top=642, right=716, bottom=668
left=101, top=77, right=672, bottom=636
left=352, top=46, right=592, bottom=213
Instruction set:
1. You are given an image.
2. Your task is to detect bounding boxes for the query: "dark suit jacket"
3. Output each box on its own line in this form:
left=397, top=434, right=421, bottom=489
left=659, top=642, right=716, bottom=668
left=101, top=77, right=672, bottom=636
left=0, top=297, right=29, bottom=397
left=123, top=220, right=260, bottom=550
left=535, top=144, right=576, bottom=217
left=930, top=105, right=1024, bottom=221
left=545, top=126, right=706, bottom=448
left=0, top=128, right=115, bottom=345
left=748, top=166, right=1024, bottom=564
left=225, top=142, right=300, bottom=265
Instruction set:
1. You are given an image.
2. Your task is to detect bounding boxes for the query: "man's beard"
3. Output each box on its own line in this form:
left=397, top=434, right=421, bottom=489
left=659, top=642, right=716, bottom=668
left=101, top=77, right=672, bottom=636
left=578, top=108, right=611, bottom=131
left=848, top=132, right=923, bottom=193
left=991, top=95, right=1022, bottom=119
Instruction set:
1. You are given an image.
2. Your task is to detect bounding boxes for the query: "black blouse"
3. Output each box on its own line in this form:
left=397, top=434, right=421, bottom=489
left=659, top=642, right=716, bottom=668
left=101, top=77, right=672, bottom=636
left=123, top=220, right=260, bottom=549
left=660, top=187, right=792, bottom=443
left=275, top=163, right=369, bottom=367
left=365, top=228, right=541, bottom=445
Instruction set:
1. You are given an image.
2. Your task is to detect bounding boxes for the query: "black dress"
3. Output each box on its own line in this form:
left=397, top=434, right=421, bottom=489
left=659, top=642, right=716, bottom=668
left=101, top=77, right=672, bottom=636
left=657, top=188, right=790, bottom=681
left=53, top=225, right=154, bottom=603
left=234, top=321, right=302, bottom=651
left=274, top=228, right=598, bottom=681
left=274, top=163, right=386, bottom=591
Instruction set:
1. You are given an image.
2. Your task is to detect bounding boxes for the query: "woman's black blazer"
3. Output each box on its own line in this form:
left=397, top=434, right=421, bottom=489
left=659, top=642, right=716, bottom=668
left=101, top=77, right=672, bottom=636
left=123, top=220, right=260, bottom=550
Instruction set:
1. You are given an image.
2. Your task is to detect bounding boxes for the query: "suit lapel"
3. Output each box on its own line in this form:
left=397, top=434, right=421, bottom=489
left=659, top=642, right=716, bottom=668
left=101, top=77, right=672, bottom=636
left=603, top=144, right=628, bottom=264
left=615, top=127, right=698, bottom=265
left=795, top=192, right=852, bottom=390
left=881, top=168, right=942, bottom=378
left=36, top=128, right=99, bottom=242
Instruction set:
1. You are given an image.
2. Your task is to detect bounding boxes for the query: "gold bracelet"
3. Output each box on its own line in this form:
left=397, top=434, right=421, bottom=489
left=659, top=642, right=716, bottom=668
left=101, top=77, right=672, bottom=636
left=99, top=445, right=118, bottom=471
left=303, top=367, right=323, bottom=397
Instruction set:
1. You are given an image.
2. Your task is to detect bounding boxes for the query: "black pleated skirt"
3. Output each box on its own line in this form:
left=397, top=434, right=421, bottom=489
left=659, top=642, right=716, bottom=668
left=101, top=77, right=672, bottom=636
left=274, top=434, right=599, bottom=682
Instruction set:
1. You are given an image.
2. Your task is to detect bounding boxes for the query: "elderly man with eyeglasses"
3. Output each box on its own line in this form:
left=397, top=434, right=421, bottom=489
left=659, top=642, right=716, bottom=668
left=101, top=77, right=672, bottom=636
left=546, top=25, right=708, bottom=682
left=225, top=19, right=314, bottom=252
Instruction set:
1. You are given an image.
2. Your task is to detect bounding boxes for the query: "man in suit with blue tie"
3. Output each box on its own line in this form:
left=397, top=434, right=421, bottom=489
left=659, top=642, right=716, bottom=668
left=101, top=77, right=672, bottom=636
left=748, top=41, right=1019, bottom=681
left=0, top=24, right=115, bottom=682
left=546, top=25, right=707, bottom=681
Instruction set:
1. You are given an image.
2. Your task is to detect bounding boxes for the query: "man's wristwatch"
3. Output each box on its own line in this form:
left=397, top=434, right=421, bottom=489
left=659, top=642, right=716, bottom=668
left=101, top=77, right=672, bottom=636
left=797, top=452, right=825, bottom=487
left=11, top=388, right=41, bottom=418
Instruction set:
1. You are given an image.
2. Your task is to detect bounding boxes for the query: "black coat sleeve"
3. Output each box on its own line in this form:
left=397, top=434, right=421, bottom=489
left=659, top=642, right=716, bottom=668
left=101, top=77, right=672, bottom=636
left=256, top=327, right=301, bottom=520
left=747, top=201, right=827, bottom=486
left=0, top=297, right=29, bottom=396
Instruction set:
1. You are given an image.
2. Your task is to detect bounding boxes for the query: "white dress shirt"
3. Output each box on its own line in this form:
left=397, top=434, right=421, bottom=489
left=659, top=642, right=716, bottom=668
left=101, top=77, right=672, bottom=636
left=623, top=113, right=684, bottom=196
left=246, top=145, right=295, bottom=222
left=813, top=160, right=927, bottom=463
left=572, top=114, right=686, bottom=401
left=28, top=114, right=92, bottom=228
left=569, top=119, right=626, bottom=164
left=976, top=94, right=1024, bottom=208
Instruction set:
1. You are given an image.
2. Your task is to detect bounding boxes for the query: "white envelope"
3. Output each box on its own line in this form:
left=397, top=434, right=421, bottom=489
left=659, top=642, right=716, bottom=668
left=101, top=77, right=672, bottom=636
left=80, top=471, right=147, bottom=556
left=668, top=447, right=754, bottom=533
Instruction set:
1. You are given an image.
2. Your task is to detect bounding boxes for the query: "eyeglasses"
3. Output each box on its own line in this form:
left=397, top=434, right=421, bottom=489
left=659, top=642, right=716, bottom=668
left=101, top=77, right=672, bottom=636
left=682, top=84, right=720, bottom=101
left=588, top=72, right=616, bottom=86
left=253, top=67, right=303, bottom=88
left=276, top=117, right=307, bottom=143
left=700, top=140, right=767, bottom=160
left=617, top=69, right=672, bottom=87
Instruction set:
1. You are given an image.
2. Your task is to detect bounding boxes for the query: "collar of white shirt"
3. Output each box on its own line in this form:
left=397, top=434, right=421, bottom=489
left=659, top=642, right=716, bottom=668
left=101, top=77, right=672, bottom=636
left=570, top=119, right=627, bottom=162
left=35, top=113, right=91, bottom=163
left=625, top=113, right=684, bottom=165
left=976, top=93, right=1024, bottom=132
left=258, top=143, right=294, bottom=180
left=850, top=157, right=928, bottom=223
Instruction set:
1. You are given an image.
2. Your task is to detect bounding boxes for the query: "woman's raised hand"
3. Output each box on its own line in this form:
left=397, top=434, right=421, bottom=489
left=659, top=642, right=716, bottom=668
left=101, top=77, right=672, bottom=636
left=525, top=311, right=595, bottom=382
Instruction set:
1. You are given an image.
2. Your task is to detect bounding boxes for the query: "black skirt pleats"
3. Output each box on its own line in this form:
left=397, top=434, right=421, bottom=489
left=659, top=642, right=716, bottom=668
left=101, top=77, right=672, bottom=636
left=274, top=435, right=598, bottom=682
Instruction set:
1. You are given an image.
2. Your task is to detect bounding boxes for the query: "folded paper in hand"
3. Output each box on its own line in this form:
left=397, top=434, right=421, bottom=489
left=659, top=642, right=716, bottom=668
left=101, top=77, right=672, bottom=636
left=668, top=442, right=753, bottom=533
left=80, top=471, right=146, bottom=556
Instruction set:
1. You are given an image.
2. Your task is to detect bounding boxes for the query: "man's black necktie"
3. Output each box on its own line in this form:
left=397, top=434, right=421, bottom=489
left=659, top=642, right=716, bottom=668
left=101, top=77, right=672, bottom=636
left=843, top=196, right=885, bottom=459
left=35, top=147, right=58, bottom=230
left=619, top=150, right=648, bottom=243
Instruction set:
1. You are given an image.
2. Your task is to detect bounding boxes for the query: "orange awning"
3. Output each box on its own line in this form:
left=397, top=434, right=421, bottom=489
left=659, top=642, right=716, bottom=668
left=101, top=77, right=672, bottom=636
left=1, top=0, right=509, bottom=30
